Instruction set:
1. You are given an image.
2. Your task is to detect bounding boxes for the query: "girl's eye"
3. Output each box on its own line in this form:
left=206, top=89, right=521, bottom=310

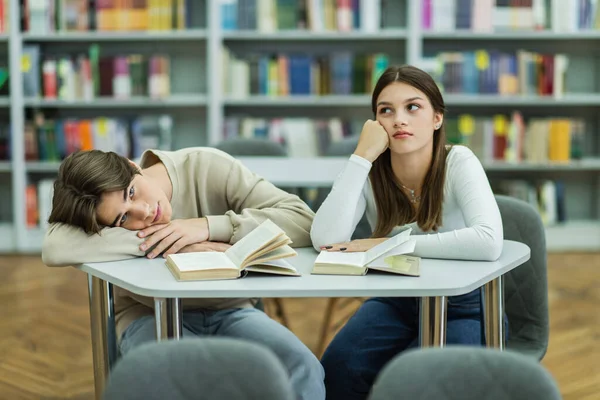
left=378, top=107, right=392, bottom=115
left=129, top=186, right=135, bottom=198
left=120, top=213, right=128, bottom=225
left=407, top=103, right=420, bottom=111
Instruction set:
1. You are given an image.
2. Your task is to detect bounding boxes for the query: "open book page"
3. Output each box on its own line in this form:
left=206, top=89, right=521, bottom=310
left=244, top=237, right=293, bottom=264
left=368, top=238, right=416, bottom=265
left=245, top=258, right=300, bottom=276
left=368, top=254, right=421, bottom=276
left=245, top=245, right=297, bottom=267
left=363, top=228, right=413, bottom=264
left=225, top=219, right=286, bottom=267
left=166, top=252, right=238, bottom=272
left=314, top=250, right=367, bottom=268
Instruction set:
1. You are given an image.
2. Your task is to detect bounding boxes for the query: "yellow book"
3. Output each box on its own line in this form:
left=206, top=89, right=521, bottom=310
left=165, top=219, right=300, bottom=281
left=312, top=229, right=421, bottom=277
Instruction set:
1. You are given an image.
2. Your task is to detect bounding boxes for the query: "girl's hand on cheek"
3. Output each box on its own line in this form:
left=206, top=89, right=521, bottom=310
left=353, top=119, right=390, bottom=163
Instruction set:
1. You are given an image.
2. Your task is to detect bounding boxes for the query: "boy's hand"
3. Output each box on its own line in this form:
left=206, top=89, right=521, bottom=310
left=319, top=238, right=387, bottom=252
left=353, top=119, right=390, bottom=163
left=138, top=218, right=210, bottom=258
left=178, top=242, right=232, bottom=253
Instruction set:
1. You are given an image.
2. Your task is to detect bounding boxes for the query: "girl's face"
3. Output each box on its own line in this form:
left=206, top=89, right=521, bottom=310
left=375, top=81, right=443, bottom=156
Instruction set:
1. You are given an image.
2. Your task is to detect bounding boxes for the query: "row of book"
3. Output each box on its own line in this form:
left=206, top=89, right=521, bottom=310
left=422, top=0, right=547, bottom=32
left=493, top=179, right=565, bottom=226
left=0, top=0, right=8, bottom=33
left=223, top=116, right=357, bottom=157
left=223, top=48, right=389, bottom=97
left=26, top=179, right=53, bottom=229
left=424, top=50, right=567, bottom=97
left=223, top=113, right=583, bottom=162
left=22, top=0, right=197, bottom=33
left=222, top=0, right=396, bottom=32
left=22, top=45, right=171, bottom=100
left=21, top=113, right=173, bottom=162
left=446, top=113, right=583, bottom=163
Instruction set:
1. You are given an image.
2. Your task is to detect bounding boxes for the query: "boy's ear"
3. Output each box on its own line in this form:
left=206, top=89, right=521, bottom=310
left=128, top=159, right=142, bottom=172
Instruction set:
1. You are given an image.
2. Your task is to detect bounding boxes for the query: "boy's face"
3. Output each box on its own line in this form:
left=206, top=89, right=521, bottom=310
left=96, top=172, right=172, bottom=231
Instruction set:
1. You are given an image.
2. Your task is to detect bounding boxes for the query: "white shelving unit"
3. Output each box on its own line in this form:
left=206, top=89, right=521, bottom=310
left=2, top=0, right=600, bottom=253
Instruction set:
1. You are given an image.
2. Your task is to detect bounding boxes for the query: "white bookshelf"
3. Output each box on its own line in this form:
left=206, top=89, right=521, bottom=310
left=3, top=0, right=600, bottom=253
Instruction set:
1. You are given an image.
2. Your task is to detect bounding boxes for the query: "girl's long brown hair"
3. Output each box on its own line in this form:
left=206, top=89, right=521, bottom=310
left=370, top=65, right=448, bottom=238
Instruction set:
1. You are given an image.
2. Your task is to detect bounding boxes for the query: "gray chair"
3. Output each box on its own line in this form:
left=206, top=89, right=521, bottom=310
left=496, top=194, right=549, bottom=360
left=102, top=338, right=295, bottom=400
left=214, top=137, right=292, bottom=327
left=368, top=346, right=561, bottom=400
left=215, top=137, right=288, bottom=157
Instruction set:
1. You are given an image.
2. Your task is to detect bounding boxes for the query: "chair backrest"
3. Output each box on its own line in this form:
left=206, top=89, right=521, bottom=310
left=495, top=195, right=549, bottom=360
left=103, top=338, right=295, bottom=400
left=215, top=137, right=288, bottom=157
left=369, top=347, right=562, bottom=400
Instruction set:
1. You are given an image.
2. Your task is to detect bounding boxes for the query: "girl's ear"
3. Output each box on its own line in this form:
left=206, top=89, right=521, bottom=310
left=433, top=113, right=443, bottom=130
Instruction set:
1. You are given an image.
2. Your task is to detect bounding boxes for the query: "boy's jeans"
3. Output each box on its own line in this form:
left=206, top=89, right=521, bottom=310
left=321, top=289, right=495, bottom=400
left=120, top=307, right=325, bottom=400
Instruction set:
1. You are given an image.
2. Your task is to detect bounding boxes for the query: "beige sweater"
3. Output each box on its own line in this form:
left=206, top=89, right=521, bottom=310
left=42, top=147, right=315, bottom=337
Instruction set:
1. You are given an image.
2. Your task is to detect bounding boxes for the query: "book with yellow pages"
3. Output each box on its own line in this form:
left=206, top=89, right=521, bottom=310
left=312, top=228, right=421, bottom=276
left=165, top=219, right=300, bottom=281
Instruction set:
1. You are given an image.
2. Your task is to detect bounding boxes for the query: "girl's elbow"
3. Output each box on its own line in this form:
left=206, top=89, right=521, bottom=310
left=483, top=236, right=503, bottom=261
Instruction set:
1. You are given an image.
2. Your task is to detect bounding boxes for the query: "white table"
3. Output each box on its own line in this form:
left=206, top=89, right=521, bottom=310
left=79, top=240, right=530, bottom=399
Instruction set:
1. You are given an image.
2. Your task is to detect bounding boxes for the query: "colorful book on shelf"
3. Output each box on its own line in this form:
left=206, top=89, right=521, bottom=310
left=312, top=228, right=421, bottom=276
left=165, top=219, right=300, bottom=281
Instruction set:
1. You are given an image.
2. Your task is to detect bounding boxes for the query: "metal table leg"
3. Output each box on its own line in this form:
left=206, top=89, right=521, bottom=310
left=154, top=298, right=183, bottom=340
left=482, top=276, right=505, bottom=349
left=419, top=296, right=447, bottom=347
left=87, top=275, right=118, bottom=400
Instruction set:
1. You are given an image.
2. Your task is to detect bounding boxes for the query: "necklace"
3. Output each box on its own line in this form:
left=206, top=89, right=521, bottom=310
left=399, top=183, right=421, bottom=203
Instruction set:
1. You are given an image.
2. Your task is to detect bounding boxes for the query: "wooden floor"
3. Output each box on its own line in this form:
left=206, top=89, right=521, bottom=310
left=0, top=253, right=598, bottom=400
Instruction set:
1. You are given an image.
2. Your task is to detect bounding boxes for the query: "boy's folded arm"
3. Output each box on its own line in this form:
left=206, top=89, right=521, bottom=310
left=42, top=223, right=146, bottom=267
left=206, top=158, right=315, bottom=248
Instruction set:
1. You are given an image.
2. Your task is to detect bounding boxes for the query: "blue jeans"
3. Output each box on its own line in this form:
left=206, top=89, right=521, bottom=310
left=321, top=289, right=488, bottom=400
left=120, top=307, right=325, bottom=400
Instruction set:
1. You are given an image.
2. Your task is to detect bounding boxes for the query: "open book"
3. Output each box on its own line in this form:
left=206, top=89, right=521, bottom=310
left=312, top=228, right=421, bottom=276
left=165, top=219, right=300, bottom=281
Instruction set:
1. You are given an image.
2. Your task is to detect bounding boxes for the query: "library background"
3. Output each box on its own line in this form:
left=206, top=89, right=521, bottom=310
left=1, top=0, right=599, bottom=254
left=0, top=0, right=598, bottom=400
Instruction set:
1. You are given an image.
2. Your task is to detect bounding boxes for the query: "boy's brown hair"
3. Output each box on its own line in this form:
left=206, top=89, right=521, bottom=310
left=48, top=150, right=139, bottom=234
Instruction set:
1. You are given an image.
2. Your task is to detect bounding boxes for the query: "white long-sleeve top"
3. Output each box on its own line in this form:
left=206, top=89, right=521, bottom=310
left=310, top=145, right=504, bottom=261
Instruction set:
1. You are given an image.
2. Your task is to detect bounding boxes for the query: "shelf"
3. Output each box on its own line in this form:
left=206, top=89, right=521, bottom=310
left=423, top=30, right=600, bottom=40
left=0, top=223, right=15, bottom=252
left=26, top=162, right=60, bottom=172
left=224, top=95, right=371, bottom=107
left=545, top=221, right=600, bottom=252
left=0, top=97, right=10, bottom=106
left=27, top=157, right=600, bottom=176
left=20, top=228, right=46, bottom=253
left=443, top=93, right=600, bottom=107
left=0, top=34, right=7, bottom=42
left=22, top=29, right=208, bottom=42
left=222, top=29, right=407, bottom=41
left=225, top=94, right=600, bottom=107
left=484, top=159, right=600, bottom=172
left=24, top=94, right=208, bottom=108
left=0, top=161, right=10, bottom=172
